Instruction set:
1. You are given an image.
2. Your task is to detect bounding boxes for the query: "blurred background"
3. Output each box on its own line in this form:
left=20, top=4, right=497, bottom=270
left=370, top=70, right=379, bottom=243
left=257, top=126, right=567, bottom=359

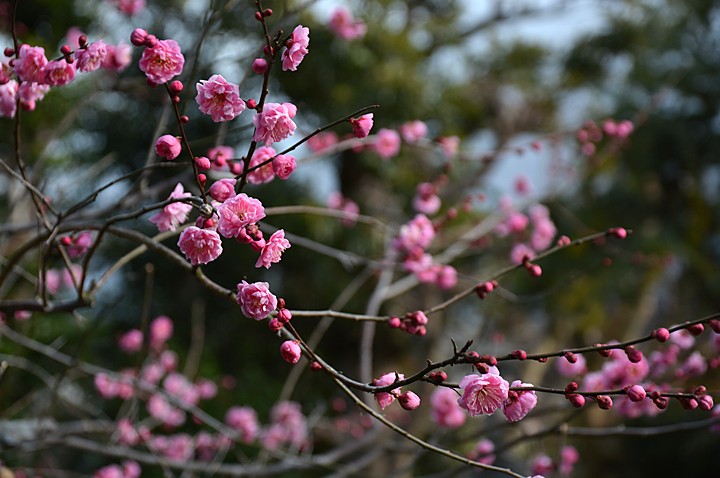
left=1, top=0, right=719, bottom=476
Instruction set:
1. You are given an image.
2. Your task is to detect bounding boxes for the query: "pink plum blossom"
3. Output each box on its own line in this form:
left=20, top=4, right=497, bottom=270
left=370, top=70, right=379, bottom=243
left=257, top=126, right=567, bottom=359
left=102, top=43, right=132, bottom=72
left=14, top=44, right=48, bottom=82
left=147, top=393, right=185, bottom=427
left=327, top=192, right=359, bottom=226
left=280, top=340, right=302, bottom=364
left=510, top=243, right=534, bottom=265
left=400, top=120, right=428, bottom=144
left=272, top=154, right=297, bottom=180
left=237, top=280, right=277, bottom=320
left=93, top=464, right=123, bottom=478
left=253, top=102, right=297, bottom=146
left=247, top=146, right=276, bottom=184
left=207, top=145, right=234, bottom=170
left=393, top=214, right=435, bottom=252
left=374, top=128, right=401, bottom=159
left=164, top=372, right=200, bottom=407
left=122, top=461, right=141, bottom=478
left=435, top=264, right=458, bottom=289
left=262, top=401, right=309, bottom=450
left=281, top=25, right=310, bottom=71
left=430, top=387, right=466, bottom=428
left=149, top=433, right=194, bottom=461
left=118, top=329, right=143, bottom=353
left=502, top=380, right=538, bottom=422
left=148, top=183, right=192, bottom=231
left=373, top=372, right=405, bottom=410
left=225, top=406, right=259, bottom=443
left=40, top=60, right=76, bottom=86
left=17, top=81, right=49, bottom=111
left=438, top=135, right=460, bottom=158
left=217, top=193, right=265, bottom=239
left=555, top=353, right=588, bottom=377
left=412, top=182, right=441, bottom=215
left=195, top=74, right=245, bottom=122
left=307, top=131, right=339, bottom=152
left=457, top=373, right=509, bottom=416
left=177, top=226, right=223, bottom=265
left=139, top=39, right=184, bottom=85
left=349, top=113, right=374, bottom=139
left=256, top=229, right=291, bottom=269
left=328, top=7, right=367, bottom=40
left=154, top=135, right=182, bottom=160
left=150, top=315, right=173, bottom=350
left=209, top=178, right=236, bottom=202
left=0, top=80, right=18, bottom=118
left=111, top=0, right=146, bottom=15
left=75, top=41, right=107, bottom=72
left=472, top=438, right=496, bottom=465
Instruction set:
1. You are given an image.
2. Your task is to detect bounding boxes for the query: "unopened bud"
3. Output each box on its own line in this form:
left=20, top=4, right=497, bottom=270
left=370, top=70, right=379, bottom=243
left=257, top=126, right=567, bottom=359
left=398, top=391, right=421, bottom=411
left=652, top=327, right=670, bottom=342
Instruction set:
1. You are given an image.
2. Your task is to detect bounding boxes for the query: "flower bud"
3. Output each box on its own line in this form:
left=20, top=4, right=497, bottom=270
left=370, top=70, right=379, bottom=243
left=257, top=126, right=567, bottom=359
left=130, top=28, right=148, bottom=46
left=625, top=384, right=646, bottom=402
left=652, top=327, right=670, bottom=342
left=566, top=393, right=585, bottom=408
left=687, top=323, right=704, bottom=336
left=624, top=346, right=643, bottom=363
left=398, top=391, right=421, bottom=411
left=596, top=395, right=613, bottom=410
left=252, top=58, right=268, bottom=75
left=280, top=340, right=302, bottom=364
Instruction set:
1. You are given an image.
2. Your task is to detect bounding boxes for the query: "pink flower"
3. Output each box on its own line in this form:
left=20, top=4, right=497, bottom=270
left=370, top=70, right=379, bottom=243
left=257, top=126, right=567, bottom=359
left=349, top=113, right=374, bottom=139
left=117, top=418, right=140, bottom=446
left=225, top=406, right=259, bottom=443
left=14, top=44, right=48, bottom=82
left=216, top=193, right=265, bottom=239
left=195, top=74, right=245, bottom=122
left=113, top=0, right=146, bottom=15
left=164, top=372, right=200, bottom=407
left=148, top=183, right=192, bottom=231
left=149, top=433, right=194, bottom=461
left=559, top=445, right=580, bottom=476
left=147, top=394, right=185, bottom=426
left=93, top=464, right=123, bottom=478
left=307, top=131, right=338, bottom=152
left=502, top=380, right=537, bottom=422
left=139, top=39, right=184, bottom=85
left=0, top=80, right=18, bottom=118
left=374, top=128, right=401, bottom=159
left=430, top=387, right=466, bottom=428
left=373, top=372, right=405, bottom=410
left=435, top=265, right=457, bottom=290
left=209, top=178, right=237, bottom=202
left=280, top=340, right=302, bottom=364
left=328, top=7, right=367, bottom=40
left=149, top=315, right=173, bottom=350
left=457, top=373, right=509, bottom=416
left=272, top=154, right=297, bottom=180
left=75, top=41, right=107, bottom=72
left=327, top=192, right=359, bottom=226
left=510, top=243, right=534, bottom=265
left=102, top=43, right=132, bottom=72
left=393, top=214, right=435, bottom=253
left=281, top=25, right=310, bottom=71
left=40, top=60, right=76, bottom=86
left=177, top=226, right=223, bottom=265
left=471, top=438, right=496, bottom=465
left=207, top=145, right=234, bottom=170
left=412, top=182, right=441, bottom=215
left=154, top=135, right=182, bottom=160
left=398, top=391, right=421, bottom=410
left=256, top=229, right=291, bottom=269
left=400, top=120, right=428, bottom=144
left=118, top=329, right=143, bottom=353
left=122, top=461, right=141, bottom=478
left=556, top=353, right=587, bottom=377
left=438, top=135, right=460, bottom=158
left=247, top=146, right=277, bottom=184
left=253, top=102, right=297, bottom=146
left=262, top=401, right=309, bottom=450
left=237, top=280, right=277, bottom=320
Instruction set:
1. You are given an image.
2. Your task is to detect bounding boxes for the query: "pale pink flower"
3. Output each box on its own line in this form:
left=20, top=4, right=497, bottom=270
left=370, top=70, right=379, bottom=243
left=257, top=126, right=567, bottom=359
left=217, top=193, right=265, bottom=238
left=207, top=145, right=235, bottom=170
left=122, top=461, right=141, bottom=478
left=413, top=182, right=441, bottom=215
left=154, top=135, right=182, bottom=160
left=164, top=372, right=200, bottom=407
left=400, top=120, right=428, bottom=144
left=117, top=418, right=140, bottom=445
left=14, top=44, right=48, bottom=82
left=262, top=401, right=309, bottom=450
left=502, top=380, right=538, bottom=422
left=280, top=340, right=302, bottom=364
left=0, top=80, right=18, bottom=118
left=349, top=113, right=373, bottom=139
left=471, top=438, right=496, bottom=465
left=247, top=146, right=276, bottom=184
left=17, top=81, right=49, bottom=111
left=531, top=216, right=557, bottom=251
left=237, top=280, right=277, bottom=320
left=95, top=372, right=119, bottom=399
left=327, top=192, right=359, bottom=226
left=676, top=351, right=707, bottom=378
left=112, top=0, right=146, bottom=15
left=64, top=231, right=93, bottom=258
left=457, top=373, right=509, bottom=416
left=178, top=226, right=223, bottom=265
left=555, top=353, right=587, bottom=377
left=118, top=329, right=143, bottom=353
left=147, top=393, right=185, bottom=427
left=40, top=60, right=76, bottom=86
left=225, top=406, right=259, bottom=443
left=196, top=378, right=217, bottom=400
left=256, top=229, right=291, bottom=269
left=272, top=154, right=297, bottom=180
left=328, top=7, right=367, bottom=40
left=253, top=102, right=297, bottom=146
left=559, top=445, right=580, bottom=476
left=393, top=214, right=435, bottom=252
left=435, top=264, right=458, bottom=289
left=374, top=128, right=401, bottom=159
left=510, top=243, right=534, bottom=265
left=102, top=43, right=132, bottom=72
left=150, top=315, right=173, bottom=350
left=430, top=387, right=466, bottom=428
left=209, top=178, right=236, bottom=202
left=281, top=25, right=310, bottom=71
left=148, top=183, right=192, bottom=231
left=139, top=39, right=184, bottom=85
left=374, top=372, right=405, bottom=410
left=438, top=135, right=460, bottom=158
left=75, top=41, right=107, bottom=72
left=149, top=433, right=194, bottom=461
left=160, top=350, right=178, bottom=371
left=93, top=464, right=123, bottom=478
left=195, top=74, right=245, bottom=122
left=307, top=131, right=338, bottom=152
left=531, top=454, right=554, bottom=476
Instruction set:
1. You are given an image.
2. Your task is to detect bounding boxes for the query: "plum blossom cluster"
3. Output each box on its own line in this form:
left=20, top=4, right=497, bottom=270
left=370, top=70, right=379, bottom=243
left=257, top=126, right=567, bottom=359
left=388, top=310, right=429, bottom=336
left=131, top=28, right=185, bottom=86
left=393, top=214, right=458, bottom=289
left=496, top=203, right=557, bottom=269
left=1, top=35, right=130, bottom=118
left=372, top=372, right=421, bottom=411
left=328, top=7, right=367, bottom=40
left=457, top=368, right=538, bottom=422
left=577, top=118, right=634, bottom=157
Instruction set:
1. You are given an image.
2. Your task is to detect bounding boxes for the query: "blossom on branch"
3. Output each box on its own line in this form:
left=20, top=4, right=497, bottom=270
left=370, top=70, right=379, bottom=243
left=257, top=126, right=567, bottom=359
left=237, top=280, right=277, bottom=320
left=252, top=103, right=297, bottom=146
left=139, top=38, right=184, bottom=85
left=281, top=25, right=310, bottom=71
left=177, top=226, right=223, bottom=265
left=195, top=74, right=245, bottom=122
left=502, top=380, right=538, bottom=422
left=256, top=229, right=291, bottom=269
left=217, top=193, right=265, bottom=239
left=457, top=372, right=509, bottom=416
left=148, top=183, right=192, bottom=231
